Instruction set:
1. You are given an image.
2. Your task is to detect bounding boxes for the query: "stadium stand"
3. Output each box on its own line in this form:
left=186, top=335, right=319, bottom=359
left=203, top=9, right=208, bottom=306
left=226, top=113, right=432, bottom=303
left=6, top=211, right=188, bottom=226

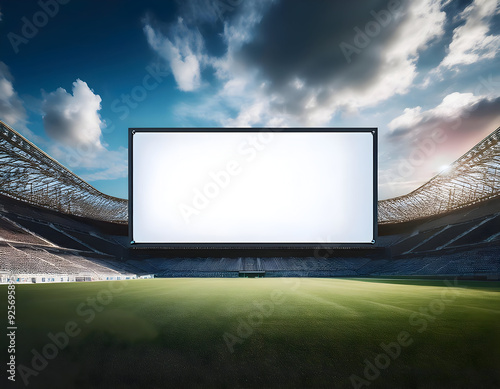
left=0, top=215, right=51, bottom=245
left=0, top=193, right=139, bottom=282
left=0, top=119, right=499, bottom=282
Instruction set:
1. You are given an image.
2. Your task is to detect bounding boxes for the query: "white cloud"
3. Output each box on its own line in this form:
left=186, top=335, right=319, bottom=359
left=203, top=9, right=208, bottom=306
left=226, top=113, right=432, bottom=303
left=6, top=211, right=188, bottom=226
left=42, top=79, right=104, bottom=150
left=187, top=0, right=448, bottom=127
left=42, top=79, right=127, bottom=182
left=388, top=107, right=423, bottom=131
left=388, top=93, right=483, bottom=132
left=224, top=101, right=265, bottom=127
left=438, top=0, right=500, bottom=70
left=144, top=17, right=203, bottom=92
left=430, top=92, right=482, bottom=117
left=389, top=92, right=484, bottom=132
left=324, top=0, right=447, bottom=117
left=0, top=62, right=28, bottom=131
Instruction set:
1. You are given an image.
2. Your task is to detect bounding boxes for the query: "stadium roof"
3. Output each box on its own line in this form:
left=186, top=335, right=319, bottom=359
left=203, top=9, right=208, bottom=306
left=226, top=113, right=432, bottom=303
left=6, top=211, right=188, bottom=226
left=0, top=121, right=127, bottom=223
left=1, top=120, right=499, bottom=224
left=379, top=126, right=500, bottom=223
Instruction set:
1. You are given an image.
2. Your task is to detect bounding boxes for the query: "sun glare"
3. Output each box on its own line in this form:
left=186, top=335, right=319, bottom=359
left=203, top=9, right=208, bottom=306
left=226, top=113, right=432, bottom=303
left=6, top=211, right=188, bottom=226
left=439, top=164, right=451, bottom=173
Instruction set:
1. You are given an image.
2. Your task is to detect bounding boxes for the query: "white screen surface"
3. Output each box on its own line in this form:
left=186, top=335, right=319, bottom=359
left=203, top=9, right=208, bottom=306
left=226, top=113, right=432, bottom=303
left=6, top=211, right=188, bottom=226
left=131, top=130, right=375, bottom=244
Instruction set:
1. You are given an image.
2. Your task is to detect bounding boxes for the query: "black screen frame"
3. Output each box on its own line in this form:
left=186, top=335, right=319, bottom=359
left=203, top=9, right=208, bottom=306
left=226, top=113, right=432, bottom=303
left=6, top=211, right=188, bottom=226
left=129, top=127, right=378, bottom=250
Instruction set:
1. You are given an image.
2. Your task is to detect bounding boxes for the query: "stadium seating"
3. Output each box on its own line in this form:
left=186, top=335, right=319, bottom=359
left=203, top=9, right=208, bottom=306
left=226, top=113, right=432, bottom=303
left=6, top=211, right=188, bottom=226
left=0, top=216, right=49, bottom=245
left=0, top=187, right=498, bottom=281
left=0, top=120, right=499, bottom=282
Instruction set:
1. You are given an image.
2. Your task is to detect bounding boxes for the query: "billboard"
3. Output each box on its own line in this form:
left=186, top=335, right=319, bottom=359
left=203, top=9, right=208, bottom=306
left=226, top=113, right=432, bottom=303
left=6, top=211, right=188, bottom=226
left=129, top=129, right=377, bottom=248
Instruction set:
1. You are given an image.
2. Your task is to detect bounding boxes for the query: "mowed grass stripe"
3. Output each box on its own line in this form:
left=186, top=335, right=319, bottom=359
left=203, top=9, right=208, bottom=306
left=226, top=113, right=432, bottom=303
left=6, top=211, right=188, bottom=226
left=2, top=278, right=499, bottom=389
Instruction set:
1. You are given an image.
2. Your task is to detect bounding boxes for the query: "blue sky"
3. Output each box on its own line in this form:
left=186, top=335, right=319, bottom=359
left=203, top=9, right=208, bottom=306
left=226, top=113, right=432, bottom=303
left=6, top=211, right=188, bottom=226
left=0, top=0, right=499, bottom=199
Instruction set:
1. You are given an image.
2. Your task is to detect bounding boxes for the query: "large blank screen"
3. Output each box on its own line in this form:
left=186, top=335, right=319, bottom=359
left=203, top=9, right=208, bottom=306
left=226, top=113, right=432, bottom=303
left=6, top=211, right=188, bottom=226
left=131, top=130, right=375, bottom=245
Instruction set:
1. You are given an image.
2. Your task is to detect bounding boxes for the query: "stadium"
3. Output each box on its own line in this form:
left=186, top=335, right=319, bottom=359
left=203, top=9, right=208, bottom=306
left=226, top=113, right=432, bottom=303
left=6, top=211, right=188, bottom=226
left=1, top=120, right=498, bottom=281
left=1, top=119, right=499, bottom=388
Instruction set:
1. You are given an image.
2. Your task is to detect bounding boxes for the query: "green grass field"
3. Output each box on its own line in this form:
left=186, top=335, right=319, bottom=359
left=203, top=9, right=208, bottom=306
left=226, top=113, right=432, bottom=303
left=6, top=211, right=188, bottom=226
left=3, top=278, right=500, bottom=388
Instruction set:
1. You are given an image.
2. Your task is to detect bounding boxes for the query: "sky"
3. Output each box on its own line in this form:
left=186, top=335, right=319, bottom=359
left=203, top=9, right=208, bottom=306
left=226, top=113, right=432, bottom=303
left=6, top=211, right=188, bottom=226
left=0, top=0, right=499, bottom=200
